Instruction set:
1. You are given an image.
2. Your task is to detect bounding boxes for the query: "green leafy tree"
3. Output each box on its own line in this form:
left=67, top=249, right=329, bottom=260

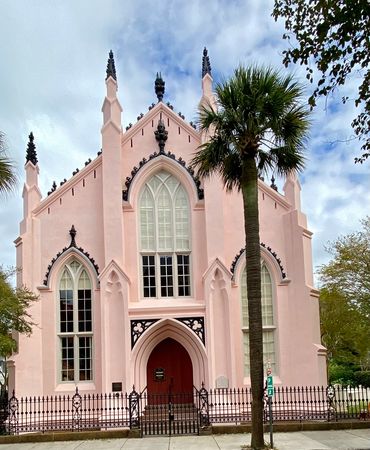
left=0, top=132, right=17, bottom=195
left=319, top=217, right=370, bottom=383
left=0, top=268, right=37, bottom=357
left=320, top=288, right=370, bottom=382
left=272, top=0, right=370, bottom=163
left=0, top=268, right=38, bottom=393
left=191, top=66, right=310, bottom=450
left=319, top=217, right=370, bottom=318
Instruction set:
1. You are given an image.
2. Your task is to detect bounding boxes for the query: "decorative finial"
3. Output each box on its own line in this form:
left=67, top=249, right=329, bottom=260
left=154, top=119, right=168, bottom=153
left=155, top=72, right=165, bottom=102
left=69, top=225, right=77, bottom=248
left=25, top=132, right=38, bottom=165
left=106, top=50, right=117, bottom=81
left=270, top=176, right=278, bottom=191
left=202, top=47, right=212, bottom=78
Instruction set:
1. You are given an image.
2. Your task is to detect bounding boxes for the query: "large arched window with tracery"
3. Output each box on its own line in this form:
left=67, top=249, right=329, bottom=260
left=241, top=263, right=276, bottom=375
left=58, top=260, right=93, bottom=382
left=139, top=170, right=191, bottom=298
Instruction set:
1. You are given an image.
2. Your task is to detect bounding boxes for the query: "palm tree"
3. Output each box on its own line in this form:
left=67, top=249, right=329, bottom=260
left=0, top=132, right=17, bottom=195
left=191, top=66, right=310, bottom=450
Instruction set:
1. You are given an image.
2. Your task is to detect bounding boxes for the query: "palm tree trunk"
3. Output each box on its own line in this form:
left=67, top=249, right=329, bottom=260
left=241, top=157, right=264, bottom=449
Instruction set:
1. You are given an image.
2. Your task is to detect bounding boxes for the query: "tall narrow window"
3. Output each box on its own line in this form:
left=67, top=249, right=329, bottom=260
left=241, top=263, right=276, bottom=375
left=58, top=261, right=93, bottom=382
left=139, top=171, right=191, bottom=298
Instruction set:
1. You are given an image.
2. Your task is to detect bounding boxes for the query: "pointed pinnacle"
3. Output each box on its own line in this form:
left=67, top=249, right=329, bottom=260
left=202, top=47, right=212, bottom=78
left=26, top=132, right=38, bottom=165
left=106, top=49, right=117, bottom=81
left=155, top=72, right=165, bottom=102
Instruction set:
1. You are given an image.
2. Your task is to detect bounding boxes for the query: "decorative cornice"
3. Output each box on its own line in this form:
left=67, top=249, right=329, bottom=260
left=122, top=150, right=204, bottom=201
left=106, top=50, right=117, bottom=81
left=202, top=47, right=212, bottom=78
left=42, top=226, right=99, bottom=286
left=25, top=132, right=38, bottom=166
left=230, top=244, right=286, bottom=279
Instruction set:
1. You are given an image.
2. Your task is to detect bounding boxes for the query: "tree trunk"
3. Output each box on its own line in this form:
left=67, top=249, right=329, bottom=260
left=241, top=157, right=264, bottom=449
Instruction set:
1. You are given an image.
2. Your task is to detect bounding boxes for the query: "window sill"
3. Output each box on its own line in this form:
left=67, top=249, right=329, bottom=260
left=55, top=382, right=96, bottom=392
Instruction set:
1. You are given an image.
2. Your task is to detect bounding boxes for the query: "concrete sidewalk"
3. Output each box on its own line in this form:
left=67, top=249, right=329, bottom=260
left=0, top=430, right=369, bottom=450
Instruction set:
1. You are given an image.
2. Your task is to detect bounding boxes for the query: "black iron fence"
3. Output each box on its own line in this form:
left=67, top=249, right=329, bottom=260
left=1, top=385, right=369, bottom=435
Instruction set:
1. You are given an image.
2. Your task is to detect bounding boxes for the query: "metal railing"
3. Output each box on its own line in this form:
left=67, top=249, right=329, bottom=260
left=1, top=385, right=369, bottom=435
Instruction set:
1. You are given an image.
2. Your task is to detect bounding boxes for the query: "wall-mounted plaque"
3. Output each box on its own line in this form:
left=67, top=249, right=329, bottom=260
left=154, top=367, right=165, bottom=381
left=112, top=382, right=122, bottom=392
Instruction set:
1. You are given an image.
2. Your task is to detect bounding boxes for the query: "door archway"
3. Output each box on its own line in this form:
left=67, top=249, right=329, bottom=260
left=147, top=338, right=193, bottom=394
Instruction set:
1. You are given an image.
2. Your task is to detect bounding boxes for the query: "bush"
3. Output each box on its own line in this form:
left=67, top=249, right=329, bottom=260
left=329, top=362, right=357, bottom=386
left=353, top=371, right=370, bottom=388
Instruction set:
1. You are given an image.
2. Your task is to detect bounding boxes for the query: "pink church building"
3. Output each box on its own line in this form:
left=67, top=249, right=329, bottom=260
left=10, top=50, right=327, bottom=398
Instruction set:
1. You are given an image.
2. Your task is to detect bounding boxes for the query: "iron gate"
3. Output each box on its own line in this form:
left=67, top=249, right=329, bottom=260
left=138, top=388, right=202, bottom=436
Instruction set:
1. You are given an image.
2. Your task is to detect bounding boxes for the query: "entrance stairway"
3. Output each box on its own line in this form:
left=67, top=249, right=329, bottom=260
left=141, top=402, right=199, bottom=435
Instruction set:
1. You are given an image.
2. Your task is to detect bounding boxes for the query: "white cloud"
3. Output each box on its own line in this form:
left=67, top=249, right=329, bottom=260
left=0, top=0, right=368, bottom=282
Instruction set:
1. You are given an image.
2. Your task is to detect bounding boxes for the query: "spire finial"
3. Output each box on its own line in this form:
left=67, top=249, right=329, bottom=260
left=202, top=47, right=212, bottom=78
left=26, top=132, right=38, bottom=165
left=106, top=50, right=117, bottom=81
left=270, top=175, right=278, bottom=191
left=155, top=72, right=165, bottom=102
left=69, top=225, right=77, bottom=247
left=154, top=119, right=168, bottom=153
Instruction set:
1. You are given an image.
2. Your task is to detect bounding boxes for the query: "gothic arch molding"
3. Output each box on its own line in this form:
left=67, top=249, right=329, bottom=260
left=231, top=244, right=288, bottom=284
left=42, top=246, right=100, bottom=289
left=130, top=318, right=208, bottom=390
left=42, top=226, right=99, bottom=288
left=122, top=152, right=204, bottom=206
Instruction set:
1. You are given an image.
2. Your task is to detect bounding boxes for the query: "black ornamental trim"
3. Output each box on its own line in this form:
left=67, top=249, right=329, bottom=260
left=230, top=243, right=286, bottom=279
left=154, top=119, right=168, bottom=153
left=175, top=317, right=205, bottom=345
left=130, top=319, right=159, bottom=348
left=42, top=225, right=99, bottom=286
left=122, top=150, right=204, bottom=201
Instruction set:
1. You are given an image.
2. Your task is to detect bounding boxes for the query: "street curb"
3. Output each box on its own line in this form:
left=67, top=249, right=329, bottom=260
left=0, top=421, right=368, bottom=444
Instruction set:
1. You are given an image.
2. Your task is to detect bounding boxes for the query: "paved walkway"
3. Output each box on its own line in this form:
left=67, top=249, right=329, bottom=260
left=0, top=430, right=370, bottom=450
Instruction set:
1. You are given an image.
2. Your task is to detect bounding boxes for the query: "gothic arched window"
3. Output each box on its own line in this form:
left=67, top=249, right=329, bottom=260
left=241, top=263, right=276, bottom=375
left=139, top=171, right=191, bottom=298
left=58, top=260, right=93, bottom=382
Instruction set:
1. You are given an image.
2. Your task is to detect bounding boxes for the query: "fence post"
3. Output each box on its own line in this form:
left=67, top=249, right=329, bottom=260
left=129, top=386, right=140, bottom=430
left=7, top=390, right=18, bottom=435
left=198, top=382, right=210, bottom=427
left=326, top=385, right=335, bottom=422
left=72, top=387, right=82, bottom=431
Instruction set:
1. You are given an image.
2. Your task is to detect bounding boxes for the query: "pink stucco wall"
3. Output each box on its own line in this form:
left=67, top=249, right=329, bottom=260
left=10, top=69, right=327, bottom=397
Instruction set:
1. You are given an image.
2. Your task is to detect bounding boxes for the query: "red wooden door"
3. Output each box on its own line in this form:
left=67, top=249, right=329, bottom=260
left=147, top=338, right=193, bottom=395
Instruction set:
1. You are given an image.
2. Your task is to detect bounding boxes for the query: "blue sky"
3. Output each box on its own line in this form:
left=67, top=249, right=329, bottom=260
left=0, top=0, right=369, bottom=282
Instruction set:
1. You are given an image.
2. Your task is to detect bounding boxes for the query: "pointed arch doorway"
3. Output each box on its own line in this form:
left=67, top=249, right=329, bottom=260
left=146, top=338, right=193, bottom=396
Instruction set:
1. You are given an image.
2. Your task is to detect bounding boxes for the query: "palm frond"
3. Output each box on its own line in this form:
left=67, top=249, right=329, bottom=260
left=193, top=64, right=311, bottom=184
left=0, top=133, right=17, bottom=195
